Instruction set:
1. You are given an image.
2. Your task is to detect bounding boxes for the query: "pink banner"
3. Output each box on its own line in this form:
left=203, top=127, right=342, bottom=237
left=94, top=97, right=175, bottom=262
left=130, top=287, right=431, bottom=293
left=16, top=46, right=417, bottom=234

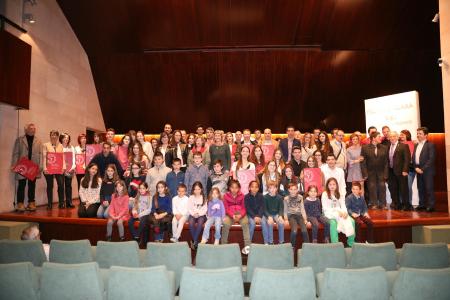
left=303, top=168, right=323, bottom=194
left=46, top=153, right=64, bottom=175
left=13, top=157, right=40, bottom=181
left=117, top=145, right=129, bottom=170
left=86, top=144, right=102, bottom=165
left=75, top=154, right=85, bottom=174
left=236, top=168, right=256, bottom=195
left=261, top=144, right=275, bottom=162
left=64, top=152, right=73, bottom=170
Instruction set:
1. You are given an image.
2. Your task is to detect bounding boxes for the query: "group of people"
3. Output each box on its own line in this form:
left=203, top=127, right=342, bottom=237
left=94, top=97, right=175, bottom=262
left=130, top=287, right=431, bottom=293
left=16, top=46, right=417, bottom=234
left=11, top=123, right=436, bottom=251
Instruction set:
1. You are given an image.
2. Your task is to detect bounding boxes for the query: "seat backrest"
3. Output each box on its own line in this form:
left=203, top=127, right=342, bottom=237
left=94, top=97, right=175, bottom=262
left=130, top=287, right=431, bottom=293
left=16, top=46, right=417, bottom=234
left=145, top=242, right=192, bottom=289
left=298, top=242, right=346, bottom=273
left=40, top=262, right=104, bottom=300
left=350, top=242, right=397, bottom=271
left=400, top=243, right=449, bottom=269
left=246, top=243, right=294, bottom=282
left=0, top=239, right=47, bottom=266
left=108, top=265, right=174, bottom=300
left=49, top=239, right=93, bottom=264
left=250, top=267, right=316, bottom=299
left=321, top=266, right=389, bottom=300
left=96, top=241, right=140, bottom=268
left=179, top=266, right=244, bottom=300
left=392, top=267, right=450, bottom=300
left=196, top=244, right=242, bottom=269
left=0, top=262, right=39, bottom=300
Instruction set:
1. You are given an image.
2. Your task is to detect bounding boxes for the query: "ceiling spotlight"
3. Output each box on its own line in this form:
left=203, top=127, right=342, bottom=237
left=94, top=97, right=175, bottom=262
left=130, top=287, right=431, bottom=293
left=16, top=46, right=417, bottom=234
left=23, top=13, right=35, bottom=24
left=432, top=13, right=439, bottom=23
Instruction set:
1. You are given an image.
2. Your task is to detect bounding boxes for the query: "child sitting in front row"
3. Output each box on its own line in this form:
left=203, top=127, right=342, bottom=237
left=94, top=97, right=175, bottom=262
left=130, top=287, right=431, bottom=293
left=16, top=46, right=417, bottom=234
left=170, top=184, right=189, bottom=243
left=106, top=180, right=130, bottom=241
left=128, top=182, right=151, bottom=245
left=201, top=187, right=225, bottom=245
left=244, top=180, right=265, bottom=242
left=321, top=178, right=355, bottom=247
left=149, top=181, right=173, bottom=242
left=345, top=182, right=374, bottom=243
left=284, top=183, right=309, bottom=248
left=262, top=181, right=285, bottom=245
left=304, top=185, right=330, bottom=243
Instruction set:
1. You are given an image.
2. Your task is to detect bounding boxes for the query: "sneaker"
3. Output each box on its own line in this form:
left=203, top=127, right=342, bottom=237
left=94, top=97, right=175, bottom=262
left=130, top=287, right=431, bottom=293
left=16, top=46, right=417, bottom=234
left=16, top=202, right=25, bottom=212
left=120, top=237, right=126, bottom=242
left=170, top=237, right=178, bottom=243
left=26, top=201, right=36, bottom=211
left=241, top=246, right=250, bottom=255
left=312, top=239, right=318, bottom=243
left=324, top=237, right=330, bottom=243
left=214, top=239, right=220, bottom=245
left=200, top=238, right=207, bottom=244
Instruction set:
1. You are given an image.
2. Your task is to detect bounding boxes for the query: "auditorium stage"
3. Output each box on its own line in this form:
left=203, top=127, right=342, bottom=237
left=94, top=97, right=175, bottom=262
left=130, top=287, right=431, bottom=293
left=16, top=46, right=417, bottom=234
left=1, top=198, right=450, bottom=250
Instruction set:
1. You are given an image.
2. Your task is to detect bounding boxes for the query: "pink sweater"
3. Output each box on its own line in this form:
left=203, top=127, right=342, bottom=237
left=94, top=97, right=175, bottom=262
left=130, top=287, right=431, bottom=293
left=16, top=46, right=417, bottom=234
left=108, top=194, right=130, bottom=221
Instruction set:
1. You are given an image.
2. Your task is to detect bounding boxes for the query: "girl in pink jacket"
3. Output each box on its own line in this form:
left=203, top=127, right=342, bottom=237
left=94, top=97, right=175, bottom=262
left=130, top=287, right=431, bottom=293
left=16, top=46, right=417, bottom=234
left=106, top=180, right=130, bottom=241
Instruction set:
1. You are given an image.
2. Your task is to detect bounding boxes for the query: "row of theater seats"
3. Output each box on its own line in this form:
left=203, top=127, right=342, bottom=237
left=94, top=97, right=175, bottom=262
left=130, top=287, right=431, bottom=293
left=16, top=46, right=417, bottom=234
left=1, top=240, right=450, bottom=299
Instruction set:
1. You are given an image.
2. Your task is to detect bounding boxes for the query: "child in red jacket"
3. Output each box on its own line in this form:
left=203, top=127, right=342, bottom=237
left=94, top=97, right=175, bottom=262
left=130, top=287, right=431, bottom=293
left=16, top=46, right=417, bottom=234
left=221, top=179, right=251, bottom=255
left=106, top=180, right=130, bottom=241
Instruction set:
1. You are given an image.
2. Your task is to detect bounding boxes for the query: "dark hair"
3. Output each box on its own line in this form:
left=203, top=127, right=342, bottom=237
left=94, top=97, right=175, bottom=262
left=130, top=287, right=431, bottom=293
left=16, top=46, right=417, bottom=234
left=196, top=124, right=204, bottom=130
left=107, top=128, right=115, bottom=134
left=59, top=133, right=71, bottom=145
left=213, top=159, right=223, bottom=166
left=381, top=125, right=390, bottom=131
left=153, top=181, right=169, bottom=208
left=417, top=126, right=429, bottom=135
left=193, top=151, right=203, bottom=158
left=367, top=126, right=377, bottom=134
left=191, top=181, right=206, bottom=205
left=286, top=125, right=295, bottom=132
left=228, top=179, right=241, bottom=190
left=351, top=182, right=362, bottom=189
left=292, top=146, right=301, bottom=152
left=313, top=149, right=325, bottom=163
left=153, top=151, right=164, bottom=159
left=130, top=162, right=143, bottom=176
left=81, top=163, right=100, bottom=189
left=172, top=158, right=182, bottom=164
left=248, top=180, right=260, bottom=189
left=307, top=185, right=318, bottom=193
left=325, top=177, right=340, bottom=199
left=49, top=130, right=59, bottom=137
left=119, top=134, right=131, bottom=146
left=103, top=164, right=119, bottom=182
left=326, top=153, right=336, bottom=159
left=103, top=141, right=112, bottom=148
left=177, top=183, right=187, bottom=191
left=400, top=130, right=412, bottom=141
left=369, top=131, right=380, bottom=141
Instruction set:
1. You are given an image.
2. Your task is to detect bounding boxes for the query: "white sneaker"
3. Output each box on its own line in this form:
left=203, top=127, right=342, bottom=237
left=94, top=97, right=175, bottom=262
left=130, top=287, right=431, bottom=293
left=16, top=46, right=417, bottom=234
left=200, top=238, right=207, bottom=244
left=214, top=239, right=220, bottom=245
left=170, top=237, right=177, bottom=243
left=241, top=246, right=250, bottom=255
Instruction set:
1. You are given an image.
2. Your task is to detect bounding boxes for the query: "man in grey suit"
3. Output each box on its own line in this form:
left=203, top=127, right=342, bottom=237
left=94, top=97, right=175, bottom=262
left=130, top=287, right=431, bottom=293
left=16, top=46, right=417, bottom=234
left=412, top=127, right=436, bottom=212
left=361, top=131, right=389, bottom=209
left=11, top=123, right=42, bottom=212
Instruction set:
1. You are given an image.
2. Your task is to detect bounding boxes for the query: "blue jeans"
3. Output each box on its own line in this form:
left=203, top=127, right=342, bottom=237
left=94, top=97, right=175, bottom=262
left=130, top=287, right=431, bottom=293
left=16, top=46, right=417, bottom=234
left=97, top=204, right=109, bottom=218
left=248, top=216, right=264, bottom=242
left=188, top=215, right=206, bottom=243
left=262, top=215, right=284, bottom=244
left=202, top=216, right=222, bottom=241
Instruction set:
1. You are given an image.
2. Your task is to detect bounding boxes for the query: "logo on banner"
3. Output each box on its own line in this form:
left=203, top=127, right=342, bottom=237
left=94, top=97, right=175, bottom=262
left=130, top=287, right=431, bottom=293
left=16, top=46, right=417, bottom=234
left=47, top=153, right=57, bottom=164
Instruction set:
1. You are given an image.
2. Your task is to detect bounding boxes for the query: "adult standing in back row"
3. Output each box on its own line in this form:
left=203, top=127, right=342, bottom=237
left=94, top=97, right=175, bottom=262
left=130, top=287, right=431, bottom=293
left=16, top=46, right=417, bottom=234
left=279, top=125, right=301, bottom=163
left=360, top=131, right=389, bottom=209
left=209, top=130, right=231, bottom=171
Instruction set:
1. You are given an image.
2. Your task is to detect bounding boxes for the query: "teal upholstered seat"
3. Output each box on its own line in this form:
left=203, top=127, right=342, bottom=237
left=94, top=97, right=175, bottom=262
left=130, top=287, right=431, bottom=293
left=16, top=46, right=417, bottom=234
left=49, top=239, right=93, bottom=263
left=145, top=242, right=192, bottom=290
left=179, top=266, right=244, bottom=300
left=0, top=239, right=47, bottom=266
left=249, top=267, right=316, bottom=299
left=350, top=242, right=397, bottom=271
left=0, top=262, right=39, bottom=300
left=108, top=265, right=175, bottom=300
left=298, top=242, right=347, bottom=273
left=320, top=266, right=389, bottom=300
left=392, top=267, right=450, bottom=300
left=196, top=244, right=242, bottom=269
left=40, top=262, right=104, bottom=300
left=399, top=243, right=449, bottom=269
left=246, top=243, right=294, bottom=282
left=96, top=241, right=140, bottom=268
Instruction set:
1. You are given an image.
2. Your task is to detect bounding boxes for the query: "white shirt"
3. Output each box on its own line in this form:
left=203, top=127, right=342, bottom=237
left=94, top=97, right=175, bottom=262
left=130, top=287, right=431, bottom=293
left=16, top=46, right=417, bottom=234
left=415, top=141, right=425, bottom=165
left=141, top=141, right=154, bottom=163
left=320, top=164, right=346, bottom=197
left=172, top=195, right=189, bottom=216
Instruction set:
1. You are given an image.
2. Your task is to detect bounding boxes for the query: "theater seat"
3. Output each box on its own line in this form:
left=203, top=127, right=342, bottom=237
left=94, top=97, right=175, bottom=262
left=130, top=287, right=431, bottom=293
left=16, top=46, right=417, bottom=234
left=298, top=242, right=347, bottom=274
left=320, top=267, right=389, bottom=300
left=350, top=242, right=397, bottom=271
left=49, top=239, right=93, bottom=264
left=392, top=267, right=450, bottom=300
left=179, top=266, right=244, bottom=300
left=249, top=267, right=316, bottom=299
left=145, top=242, right=191, bottom=290
left=246, top=243, right=294, bottom=282
left=0, top=239, right=47, bottom=266
left=399, top=243, right=449, bottom=269
left=40, top=262, right=104, bottom=300
left=196, top=243, right=242, bottom=270
left=0, top=262, right=39, bottom=300
left=96, top=241, right=140, bottom=268
left=107, top=265, right=175, bottom=300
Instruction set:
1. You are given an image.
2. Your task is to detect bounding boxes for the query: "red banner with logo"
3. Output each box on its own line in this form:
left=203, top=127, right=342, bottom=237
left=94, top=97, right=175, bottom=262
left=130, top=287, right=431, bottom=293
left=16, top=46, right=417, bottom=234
left=117, top=145, right=129, bottom=170
left=86, top=144, right=102, bottom=165
left=261, top=144, right=275, bottom=162
left=64, top=152, right=73, bottom=171
left=303, top=167, right=323, bottom=194
left=75, top=154, right=85, bottom=174
left=46, top=153, right=64, bottom=175
left=236, top=168, right=256, bottom=195
left=13, top=157, right=40, bottom=181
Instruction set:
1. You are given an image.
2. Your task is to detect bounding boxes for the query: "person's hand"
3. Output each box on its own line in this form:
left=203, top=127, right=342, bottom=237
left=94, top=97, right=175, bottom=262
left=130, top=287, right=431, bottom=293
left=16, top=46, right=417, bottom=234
left=234, top=214, right=241, bottom=222
left=254, top=216, right=261, bottom=224
left=363, top=176, right=367, bottom=181
left=341, top=212, right=348, bottom=218
left=176, top=214, right=181, bottom=221
left=359, top=156, right=364, bottom=162
left=415, top=168, right=423, bottom=174
left=102, top=201, right=109, bottom=206
left=132, top=212, right=138, bottom=218
left=364, top=213, right=371, bottom=219
left=43, top=169, right=48, bottom=175
left=402, top=172, right=408, bottom=176
left=124, top=170, right=130, bottom=177
left=194, top=213, right=199, bottom=218
left=351, top=213, right=359, bottom=218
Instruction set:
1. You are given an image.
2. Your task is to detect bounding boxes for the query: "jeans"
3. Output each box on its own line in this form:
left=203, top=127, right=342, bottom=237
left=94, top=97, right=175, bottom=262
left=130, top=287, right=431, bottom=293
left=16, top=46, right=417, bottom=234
left=288, top=214, right=309, bottom=248
left=172, top=215, right=188, bottom=240
left=188, top=215, right=206, bottom=243
left=248, top=216, right=262, bottom=242
left=262, top=215, right=284, bottom=244
left=329, top=219, right=355, bottom=247
left=221, top=215, right=251, bottom=247
left=16, top=179, right=36, bottom=203
left=44, top=174, right=64, bottom=207
left=128, top=215, right=150, bottom=243
left=307, top=216, right=330, bottom=242
left=97, top=205, right=110, bottom=218
left=202, top=216, right=223, bottom=241
left=107, top=218, right=124, bottom=238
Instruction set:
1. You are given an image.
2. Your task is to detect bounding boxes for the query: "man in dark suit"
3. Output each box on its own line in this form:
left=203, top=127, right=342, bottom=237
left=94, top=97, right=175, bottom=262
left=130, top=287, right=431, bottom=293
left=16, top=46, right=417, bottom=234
left=381, top=125, right=391, bottom=147
left=279, top=125, right=301, bottom=163
left=412, top=127, right=436, bottom=212
left=387, top=131, right=411, bottom=210
left=361, top=131, right=389, bottom=209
